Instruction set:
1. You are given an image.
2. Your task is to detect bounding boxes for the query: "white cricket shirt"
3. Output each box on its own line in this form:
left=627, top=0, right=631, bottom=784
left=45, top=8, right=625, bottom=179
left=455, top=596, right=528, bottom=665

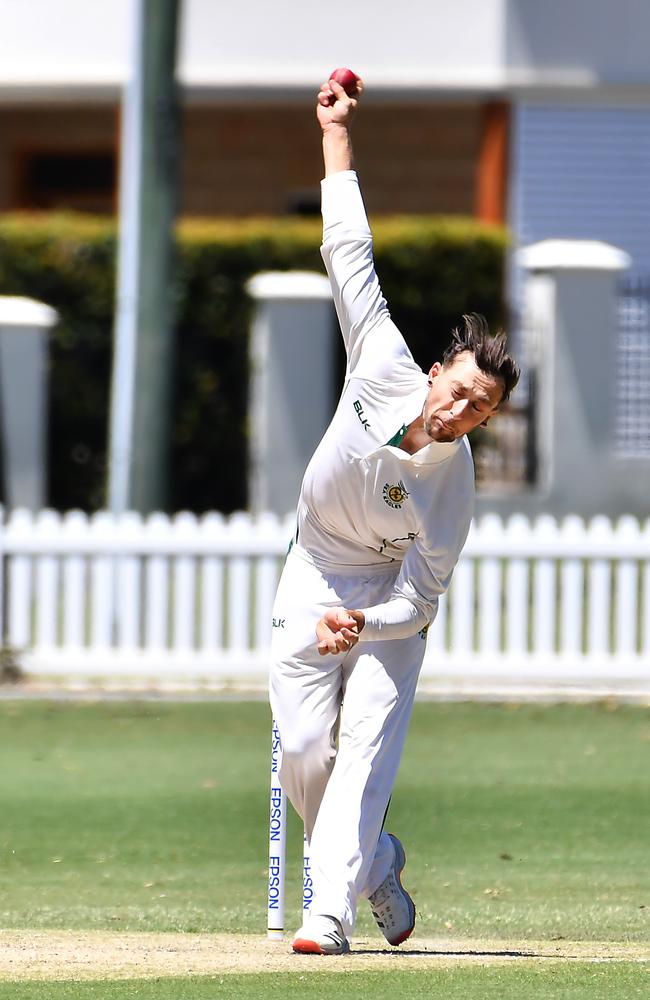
left=296, top=171, right=475, bottom=640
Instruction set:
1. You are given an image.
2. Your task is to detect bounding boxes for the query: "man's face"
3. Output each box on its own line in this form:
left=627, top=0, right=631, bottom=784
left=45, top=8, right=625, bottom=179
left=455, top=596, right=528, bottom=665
left=422, top=351, right=504, bottom=443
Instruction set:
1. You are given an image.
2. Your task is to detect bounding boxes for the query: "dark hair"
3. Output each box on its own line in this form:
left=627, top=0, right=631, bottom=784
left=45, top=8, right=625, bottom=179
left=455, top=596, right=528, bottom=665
left=442, top=313, right=520, bottom=403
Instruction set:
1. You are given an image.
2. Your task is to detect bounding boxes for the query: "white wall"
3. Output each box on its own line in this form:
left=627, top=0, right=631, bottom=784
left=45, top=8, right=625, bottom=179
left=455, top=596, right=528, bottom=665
left=0, top=0, right=130, bottom=87
left=506, top=0, right=650, bottom=88
left=179, top=0, right=506, bottom=92
left=5, top=0, right=650, bottom=99
left=0, top=0, right=505, bottom=93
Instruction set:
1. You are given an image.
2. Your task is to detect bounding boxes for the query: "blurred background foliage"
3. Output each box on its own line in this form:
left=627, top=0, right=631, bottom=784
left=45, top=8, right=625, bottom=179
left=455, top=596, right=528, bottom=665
left=0, top=213, right=506, bottom=512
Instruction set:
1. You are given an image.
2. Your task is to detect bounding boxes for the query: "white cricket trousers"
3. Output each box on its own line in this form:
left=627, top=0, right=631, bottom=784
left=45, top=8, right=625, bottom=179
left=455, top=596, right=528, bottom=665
left=269, top=544, right=427, bottom=936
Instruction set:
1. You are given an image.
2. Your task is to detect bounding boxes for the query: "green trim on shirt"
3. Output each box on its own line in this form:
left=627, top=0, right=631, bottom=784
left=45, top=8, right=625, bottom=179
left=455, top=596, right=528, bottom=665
left=385, top=423, right=408, bottom=448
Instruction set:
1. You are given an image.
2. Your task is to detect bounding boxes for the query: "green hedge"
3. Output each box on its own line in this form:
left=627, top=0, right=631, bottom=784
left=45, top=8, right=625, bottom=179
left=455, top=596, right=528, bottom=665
left=0, top=212, right=507, bottom=512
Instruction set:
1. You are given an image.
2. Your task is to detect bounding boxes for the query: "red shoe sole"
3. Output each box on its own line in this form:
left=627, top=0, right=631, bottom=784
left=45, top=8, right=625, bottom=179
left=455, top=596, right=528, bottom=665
left=292, top=938, right=324, bottom=954
left=388, top=924, right=415, bottom=946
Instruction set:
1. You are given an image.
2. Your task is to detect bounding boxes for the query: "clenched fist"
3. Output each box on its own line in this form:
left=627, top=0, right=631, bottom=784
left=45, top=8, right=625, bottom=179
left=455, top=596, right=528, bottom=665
left=316, top=608, right=366, bottom=656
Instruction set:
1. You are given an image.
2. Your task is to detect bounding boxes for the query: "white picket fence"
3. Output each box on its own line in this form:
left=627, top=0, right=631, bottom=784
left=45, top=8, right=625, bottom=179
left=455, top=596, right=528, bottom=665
left=1, top=508, right=649, bottom=695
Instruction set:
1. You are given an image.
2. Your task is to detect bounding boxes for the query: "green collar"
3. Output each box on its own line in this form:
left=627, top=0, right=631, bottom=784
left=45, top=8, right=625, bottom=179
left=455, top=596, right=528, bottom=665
left=385, top=423, right=408, bottom=448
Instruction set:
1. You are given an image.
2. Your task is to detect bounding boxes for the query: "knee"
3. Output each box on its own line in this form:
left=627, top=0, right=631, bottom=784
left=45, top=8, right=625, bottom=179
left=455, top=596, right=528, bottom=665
left=280, top=725, right=335, bottom=771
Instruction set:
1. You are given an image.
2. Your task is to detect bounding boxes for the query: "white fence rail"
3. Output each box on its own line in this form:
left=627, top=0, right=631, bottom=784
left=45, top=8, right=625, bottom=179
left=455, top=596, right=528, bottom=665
left=1, top=509, right=649, bottom=694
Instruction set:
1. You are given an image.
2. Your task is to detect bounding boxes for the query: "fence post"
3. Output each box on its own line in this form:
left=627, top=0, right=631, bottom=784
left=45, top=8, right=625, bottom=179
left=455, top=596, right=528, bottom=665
left=517, top=240, right=630, bottom=515
left=246, top=271, right=334, bottom=517
left=0, top=297, right=57, bottom=510
left=0, top=505, right=4, bottom=648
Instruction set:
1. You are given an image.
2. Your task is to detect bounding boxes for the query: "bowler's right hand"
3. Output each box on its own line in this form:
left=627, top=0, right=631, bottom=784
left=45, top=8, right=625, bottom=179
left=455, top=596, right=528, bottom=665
left=316, top=77, right=363, bottom=131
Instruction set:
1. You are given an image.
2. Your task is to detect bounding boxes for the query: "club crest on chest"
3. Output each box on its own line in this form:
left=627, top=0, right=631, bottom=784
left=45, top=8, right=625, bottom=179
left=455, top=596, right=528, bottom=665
left=382, top=480, right=410, bottom=509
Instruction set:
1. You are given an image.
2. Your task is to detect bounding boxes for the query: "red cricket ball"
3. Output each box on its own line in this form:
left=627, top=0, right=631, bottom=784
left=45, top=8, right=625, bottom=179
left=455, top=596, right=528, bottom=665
left=329, top=67, right=360, bottom=96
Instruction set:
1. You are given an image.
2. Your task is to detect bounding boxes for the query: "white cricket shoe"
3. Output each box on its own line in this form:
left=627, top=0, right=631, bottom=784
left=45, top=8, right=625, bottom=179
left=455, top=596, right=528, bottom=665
left=368, top=834, right=416, bottom=946
left=292, top=914, right=350, bottom=955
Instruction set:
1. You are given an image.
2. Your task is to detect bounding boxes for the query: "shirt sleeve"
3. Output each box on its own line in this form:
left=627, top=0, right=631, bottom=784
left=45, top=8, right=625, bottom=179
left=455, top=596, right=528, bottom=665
left=320, top=171, right=392, bottom=375
left=361, top=593, right=432, bottom=641
left=359, top=458, right=475, bottom=641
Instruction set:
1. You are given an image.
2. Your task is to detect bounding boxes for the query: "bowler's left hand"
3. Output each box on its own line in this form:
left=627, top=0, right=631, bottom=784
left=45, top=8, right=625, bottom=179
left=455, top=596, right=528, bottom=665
left=316, top=608, right=366, bottom=655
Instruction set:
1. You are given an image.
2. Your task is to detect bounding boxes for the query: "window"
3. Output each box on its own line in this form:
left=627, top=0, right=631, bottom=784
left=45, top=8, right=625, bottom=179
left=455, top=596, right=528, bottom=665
left=16, top=150, right=116, bottom=213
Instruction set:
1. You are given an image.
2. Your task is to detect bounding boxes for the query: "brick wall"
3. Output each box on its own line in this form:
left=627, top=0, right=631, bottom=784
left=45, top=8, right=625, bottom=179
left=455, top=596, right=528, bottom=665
left=181, top=102, right=484, bottom=216
left=0, top=100, right=484, bottom=217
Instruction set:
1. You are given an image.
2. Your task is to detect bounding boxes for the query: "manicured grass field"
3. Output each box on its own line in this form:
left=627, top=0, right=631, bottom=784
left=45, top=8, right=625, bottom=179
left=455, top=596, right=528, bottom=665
left=0, top=696, right=648, bottom=998
left=1, top=964, right=649, bottom=1000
